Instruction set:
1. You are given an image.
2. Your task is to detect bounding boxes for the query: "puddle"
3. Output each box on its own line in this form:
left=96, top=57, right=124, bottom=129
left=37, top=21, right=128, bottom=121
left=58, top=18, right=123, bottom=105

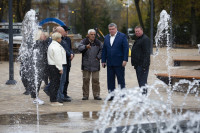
left=0, top=112, right=98, bottom=133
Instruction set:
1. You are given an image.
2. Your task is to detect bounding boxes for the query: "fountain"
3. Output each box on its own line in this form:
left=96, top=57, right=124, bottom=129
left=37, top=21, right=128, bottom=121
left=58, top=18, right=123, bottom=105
left=1, top=9, right=200, bottom=133
left=88, top=10, right=200, bottom=133
left=18, top=9, right=43, bottom=132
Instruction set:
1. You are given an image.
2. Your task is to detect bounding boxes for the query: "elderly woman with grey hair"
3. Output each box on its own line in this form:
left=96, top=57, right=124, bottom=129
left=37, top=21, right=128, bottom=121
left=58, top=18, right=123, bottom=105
left=47, top=32, right=66, bottom=106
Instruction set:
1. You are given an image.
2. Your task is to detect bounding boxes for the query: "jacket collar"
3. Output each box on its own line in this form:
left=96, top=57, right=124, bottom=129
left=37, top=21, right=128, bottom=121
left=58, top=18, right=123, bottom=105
left=109, top=31, right=118, bottom=37
left=110, top=32, right=120, bottom=47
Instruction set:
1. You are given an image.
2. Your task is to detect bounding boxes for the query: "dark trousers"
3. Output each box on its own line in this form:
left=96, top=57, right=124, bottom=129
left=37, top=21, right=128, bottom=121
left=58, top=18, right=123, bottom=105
left=135, top=66, right=149, bottom=93
left=48, top=65, right=61, bottom=102
left=20, top=64, right=42, bottom=98
left=30, top=79, right=42, bottom=98
left=107, top=66, right=125, bottom=92
left=43, top=64, right=49, bottom=85
left=57, top=65, right=67, bottom=100
left=20, top=64, right=29, bottom=92
left=64, top=66, right=70, bottom=96
left=20, top=71, right=29, bottom=92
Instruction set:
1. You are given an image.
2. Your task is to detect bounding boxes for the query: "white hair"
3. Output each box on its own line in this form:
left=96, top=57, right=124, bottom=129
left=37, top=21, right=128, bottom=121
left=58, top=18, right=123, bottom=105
left=88, top=29, right=96, bottom=34
left=51, top=32, right=62, bottom=41
left=35, top=29, right=43, bottom=40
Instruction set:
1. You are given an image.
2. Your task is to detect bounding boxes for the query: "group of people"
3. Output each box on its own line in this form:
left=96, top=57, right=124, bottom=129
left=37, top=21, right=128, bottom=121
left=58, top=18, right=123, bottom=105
left=101, top=23, right=150, bottom=101
left=20, top=22, right=150, bottom=106
left=19, top=24, right=74, bottom=106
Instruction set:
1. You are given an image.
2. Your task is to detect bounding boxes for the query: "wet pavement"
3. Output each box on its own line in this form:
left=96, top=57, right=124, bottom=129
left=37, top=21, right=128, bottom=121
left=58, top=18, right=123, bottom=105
left=0, top=112, right=98, bottom=133
left=0, top=48, right=200, bottom=132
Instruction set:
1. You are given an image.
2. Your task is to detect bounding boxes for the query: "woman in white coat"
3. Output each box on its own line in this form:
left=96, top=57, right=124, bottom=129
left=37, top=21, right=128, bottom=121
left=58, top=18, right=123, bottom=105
left=47, top=32, right=66, bottom=106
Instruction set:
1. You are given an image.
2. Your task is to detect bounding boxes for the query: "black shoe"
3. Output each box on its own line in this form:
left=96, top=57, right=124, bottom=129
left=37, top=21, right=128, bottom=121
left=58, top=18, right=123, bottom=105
left=108, top=96, right=114, bottom=101
left=142, top=92, right=147, bottom=96
left=62, top=97, right=71, bottom=102
left=23, top=90, right=30, bottom=95
left=142, top=89, right=148, bottom=96
left=94, top=96, right=102, bottom=100
left=65, top=95, right=71, bottom=99
left=43, top=89, right=50, bottom=96
left=82, top=97, right=88, bottom=100
left=57, top=99, right=63, bottom=103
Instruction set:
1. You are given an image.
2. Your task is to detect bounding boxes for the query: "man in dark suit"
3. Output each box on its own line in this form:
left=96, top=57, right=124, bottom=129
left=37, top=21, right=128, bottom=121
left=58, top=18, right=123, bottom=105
left=131, top=26, right=150, bottom=95
left=101, top=23, right=129, bottom=101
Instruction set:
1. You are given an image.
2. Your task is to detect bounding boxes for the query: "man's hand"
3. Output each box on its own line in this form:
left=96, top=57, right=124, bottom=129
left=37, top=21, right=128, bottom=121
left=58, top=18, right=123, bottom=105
left=70, top=54, right=74, bottom=60
left=86, top=44, right=91, bottom=49
left=102, top=63, right=106, bottom=68
left=59, top=70, right=63, bottom=74
left=122, top=61, right=127, bottom=67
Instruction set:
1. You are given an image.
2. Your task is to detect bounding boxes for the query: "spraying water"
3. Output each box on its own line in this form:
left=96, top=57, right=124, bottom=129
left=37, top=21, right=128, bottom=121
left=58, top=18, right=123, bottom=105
left=155, top=10, right=171, bottom=52
left=18, top=9, right=45, bottom=132
left=93, top=10, right=200, bottom=133
left=154, top=10, right=173, bottom=105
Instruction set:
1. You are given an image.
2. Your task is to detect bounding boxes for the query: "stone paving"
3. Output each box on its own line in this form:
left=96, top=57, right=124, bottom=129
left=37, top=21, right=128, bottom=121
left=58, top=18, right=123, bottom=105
left=0, top=48, right=200, bottom=114
left=0, top=48, right=200, bottom=132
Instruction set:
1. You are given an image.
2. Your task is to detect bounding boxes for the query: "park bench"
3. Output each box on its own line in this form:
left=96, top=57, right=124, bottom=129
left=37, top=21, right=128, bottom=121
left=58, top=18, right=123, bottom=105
left=155, top=69, right=200, bottom=85
left=173, top=56, right=200, bottom=66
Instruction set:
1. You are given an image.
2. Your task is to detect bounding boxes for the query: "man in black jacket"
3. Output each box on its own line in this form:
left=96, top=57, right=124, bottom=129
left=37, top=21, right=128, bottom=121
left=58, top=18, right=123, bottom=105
left=131, top=26, right=150, bottom=95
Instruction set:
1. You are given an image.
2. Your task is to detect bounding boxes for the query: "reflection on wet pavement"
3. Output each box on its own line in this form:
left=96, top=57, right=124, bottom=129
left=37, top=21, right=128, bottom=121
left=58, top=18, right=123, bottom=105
left=0, top=112, right=98, bottom=133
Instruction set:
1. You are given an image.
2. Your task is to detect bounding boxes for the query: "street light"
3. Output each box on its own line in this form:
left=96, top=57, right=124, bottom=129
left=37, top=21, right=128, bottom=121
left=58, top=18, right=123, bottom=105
left=150, top=0, right=153, bottom=54
left=123, top=2, right=129, bottom=39
left=6, top=0, right=17, bottom=85
left=71, top=10, right=77, bottom=34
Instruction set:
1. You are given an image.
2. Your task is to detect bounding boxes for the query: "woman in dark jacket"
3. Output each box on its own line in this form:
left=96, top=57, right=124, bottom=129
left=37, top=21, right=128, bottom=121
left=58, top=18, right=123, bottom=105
left=19, top=29, right=46, bottom=105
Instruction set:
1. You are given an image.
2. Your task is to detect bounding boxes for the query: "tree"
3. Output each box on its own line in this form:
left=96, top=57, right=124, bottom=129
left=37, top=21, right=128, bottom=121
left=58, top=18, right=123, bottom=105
left=0, top=0, right=31, bottom=22
left=68, top=0, right=111, bottom=37
left=154, top=0, right=200, bottom=45
left=134, top=0, right=145, bottom=30
left=0, top=0, right=8, bottom=22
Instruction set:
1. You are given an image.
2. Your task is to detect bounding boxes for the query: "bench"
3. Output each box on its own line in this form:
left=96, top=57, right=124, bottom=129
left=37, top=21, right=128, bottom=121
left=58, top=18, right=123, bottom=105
left=173, top=56, right=200, bottom=66
left=155, top=69, right=200, bottom=85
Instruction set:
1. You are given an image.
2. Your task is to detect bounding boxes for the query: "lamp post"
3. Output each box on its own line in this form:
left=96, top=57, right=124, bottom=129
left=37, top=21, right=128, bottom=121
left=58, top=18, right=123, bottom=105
left=6, top=0, right=17, bottom=85
left=150, top=0, right=153, bottom=54
left=72, top=10, right=77, bottom=34
left=170, top=0, right=173, bottom=47
left=123, top=2, right=129, bottom=39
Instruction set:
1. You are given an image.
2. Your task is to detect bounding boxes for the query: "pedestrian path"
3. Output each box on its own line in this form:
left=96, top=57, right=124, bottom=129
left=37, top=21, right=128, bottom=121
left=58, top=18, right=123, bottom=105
left=0, top=49, right=200, bottom=116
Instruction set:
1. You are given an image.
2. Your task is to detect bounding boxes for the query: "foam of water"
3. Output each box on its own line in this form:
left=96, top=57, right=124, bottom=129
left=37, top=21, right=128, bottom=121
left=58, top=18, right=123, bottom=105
left=155, top=10, right=170, bottom=49
left=18, top=9, right=40, bottom=132
left=93, top=83, right=200, bottom=133
left=93, top=10, right=200, bottom=133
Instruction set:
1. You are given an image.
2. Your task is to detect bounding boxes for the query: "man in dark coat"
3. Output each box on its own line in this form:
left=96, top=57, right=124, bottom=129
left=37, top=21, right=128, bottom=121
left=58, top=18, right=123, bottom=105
left=61, top=25, right=74, bottom=100
left=55, top=26, right=74, bottom=102
left=101, top=23, right=129, bottom=101
left=78, top=29, right=103, bottom=100
left=131, top=26, right=150, bottom=95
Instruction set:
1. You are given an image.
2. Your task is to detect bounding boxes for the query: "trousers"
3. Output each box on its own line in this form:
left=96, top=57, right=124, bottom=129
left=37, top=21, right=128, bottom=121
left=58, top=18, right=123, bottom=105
left=82, top=70, right=100, bottom=98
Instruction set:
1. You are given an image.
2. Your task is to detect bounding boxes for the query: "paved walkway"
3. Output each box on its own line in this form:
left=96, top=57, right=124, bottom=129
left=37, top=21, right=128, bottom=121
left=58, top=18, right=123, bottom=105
left=0, top=48, right=200, bottom=116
